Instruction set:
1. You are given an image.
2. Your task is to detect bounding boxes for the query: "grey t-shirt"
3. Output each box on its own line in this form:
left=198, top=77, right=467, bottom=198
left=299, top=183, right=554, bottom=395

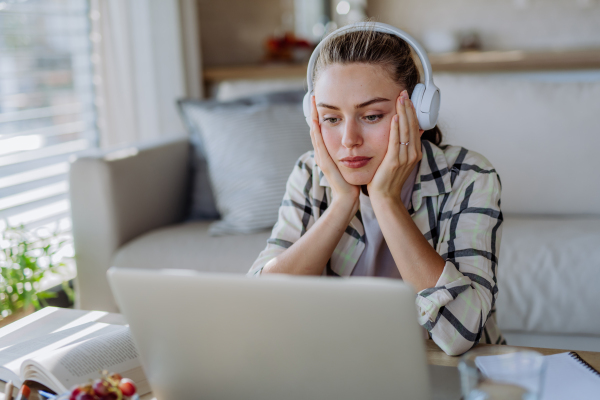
left=351, top=162, right=420, bottom=278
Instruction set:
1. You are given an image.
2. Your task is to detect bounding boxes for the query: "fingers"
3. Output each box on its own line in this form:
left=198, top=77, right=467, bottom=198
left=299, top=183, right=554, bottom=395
left=309, top=96, right=322, bottom=166
left=397, top=92, right=409, bottom=164
left=385, top=105, right=400, bottom=164
left=311, top=97, right=326, bottom=156
left=404, top=95, right=422, bottom=163
left=309, top=96, right=357, bottom=197
left=309, top=124, right=321, bottom=167
left=311, top=95, right=319, bottom=124
left=310, top=96, right=335, bottom=171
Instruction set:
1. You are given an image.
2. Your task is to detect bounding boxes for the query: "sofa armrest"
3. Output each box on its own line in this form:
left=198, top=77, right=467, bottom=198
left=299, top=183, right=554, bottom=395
left=70, top=137, right=191, bottom=311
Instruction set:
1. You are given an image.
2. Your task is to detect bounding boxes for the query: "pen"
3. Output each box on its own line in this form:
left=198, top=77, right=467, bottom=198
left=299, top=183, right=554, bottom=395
left=14, top=384, right=29, bottom=400
left=4, top=381, right=13, bottom=400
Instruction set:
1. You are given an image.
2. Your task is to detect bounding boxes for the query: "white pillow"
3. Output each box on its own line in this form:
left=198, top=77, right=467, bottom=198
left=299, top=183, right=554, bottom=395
left=185, top=101, right=312, bottom=235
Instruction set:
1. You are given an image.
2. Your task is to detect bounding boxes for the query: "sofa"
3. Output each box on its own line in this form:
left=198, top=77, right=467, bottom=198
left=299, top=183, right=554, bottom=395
left=70, top=72, right=600, bottom=352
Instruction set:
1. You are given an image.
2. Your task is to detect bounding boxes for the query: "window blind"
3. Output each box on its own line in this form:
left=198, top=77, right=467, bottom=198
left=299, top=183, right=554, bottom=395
left=0, top=0, right=97, bottom=233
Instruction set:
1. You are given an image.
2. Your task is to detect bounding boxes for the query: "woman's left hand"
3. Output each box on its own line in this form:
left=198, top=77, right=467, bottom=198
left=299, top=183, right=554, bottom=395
left=367, top=89, right=424, bottom=203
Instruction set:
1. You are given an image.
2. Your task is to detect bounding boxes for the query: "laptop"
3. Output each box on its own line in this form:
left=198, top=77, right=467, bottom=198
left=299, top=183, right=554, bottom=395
left=108, top=268, right=459, bottom=400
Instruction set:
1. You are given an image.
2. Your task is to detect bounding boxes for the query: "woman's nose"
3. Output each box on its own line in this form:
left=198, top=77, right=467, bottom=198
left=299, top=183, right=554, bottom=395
left=341, top=119, right=363, bottom=149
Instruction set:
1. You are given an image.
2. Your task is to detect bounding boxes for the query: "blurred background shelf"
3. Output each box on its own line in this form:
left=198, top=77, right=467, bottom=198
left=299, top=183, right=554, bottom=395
left=204, top=63, right=309, bottom=83
left=203, top=48, right=600, bottom=87
left=428, top=48, right=600, bottom=72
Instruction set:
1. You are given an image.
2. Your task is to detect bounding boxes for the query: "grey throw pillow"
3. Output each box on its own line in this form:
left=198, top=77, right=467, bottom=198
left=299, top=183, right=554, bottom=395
left=178, top=91, right=312, bottom=235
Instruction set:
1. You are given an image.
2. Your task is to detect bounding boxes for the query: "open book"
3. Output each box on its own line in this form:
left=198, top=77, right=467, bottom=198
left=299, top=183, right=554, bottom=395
left=0, top=307, right=149, bottom=395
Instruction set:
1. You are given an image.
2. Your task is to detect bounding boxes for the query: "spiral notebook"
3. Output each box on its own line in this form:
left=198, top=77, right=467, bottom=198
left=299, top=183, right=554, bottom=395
left=476, top=351, right=600, bottom=400
left=541, top=352, right=600, bottom=400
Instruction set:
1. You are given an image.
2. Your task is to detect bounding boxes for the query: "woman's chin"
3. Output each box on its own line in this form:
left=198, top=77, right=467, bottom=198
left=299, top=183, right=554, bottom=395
left=340, top=171, right=373, bottom=186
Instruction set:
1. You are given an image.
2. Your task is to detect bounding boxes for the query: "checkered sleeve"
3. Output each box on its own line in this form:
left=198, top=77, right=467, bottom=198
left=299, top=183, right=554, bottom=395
left=247, top=152, right=317, bottom=277
left=415, top=169, right=503, bottom=356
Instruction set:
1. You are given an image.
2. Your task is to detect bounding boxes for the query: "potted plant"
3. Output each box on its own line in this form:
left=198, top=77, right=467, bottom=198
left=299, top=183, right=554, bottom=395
left=0, top=224, right=74, bottom=324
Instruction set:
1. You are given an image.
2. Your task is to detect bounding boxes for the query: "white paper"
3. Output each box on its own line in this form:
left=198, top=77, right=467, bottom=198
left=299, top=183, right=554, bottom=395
left=475, top=352, right=600, bottom=400
left=540, top=353, right=600, bottom=400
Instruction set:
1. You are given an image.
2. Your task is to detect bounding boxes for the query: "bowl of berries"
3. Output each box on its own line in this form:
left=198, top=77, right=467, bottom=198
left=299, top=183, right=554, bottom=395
left=56, top=371, right=138, bottom=400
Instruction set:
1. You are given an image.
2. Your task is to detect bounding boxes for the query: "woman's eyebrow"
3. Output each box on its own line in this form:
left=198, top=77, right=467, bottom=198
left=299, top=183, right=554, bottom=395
left=317, top=97, right=390, bottom=111
left=316, top=102, right=340, bottom=110
left=355, top=97, right=390, bottom=108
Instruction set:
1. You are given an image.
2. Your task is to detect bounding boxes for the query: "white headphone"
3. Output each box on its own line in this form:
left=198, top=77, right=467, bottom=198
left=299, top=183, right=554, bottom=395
left=303, top=22, right=441, bottom=131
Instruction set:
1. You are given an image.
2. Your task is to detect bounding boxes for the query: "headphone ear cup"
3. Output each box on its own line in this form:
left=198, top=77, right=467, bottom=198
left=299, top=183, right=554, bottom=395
left=303, top=92, right=312, bottom=127
left=410, top=83, right=427, bottom=130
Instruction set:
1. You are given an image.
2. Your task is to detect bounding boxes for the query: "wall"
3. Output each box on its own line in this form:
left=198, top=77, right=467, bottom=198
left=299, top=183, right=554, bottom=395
left=367, top=0, right=600, bottom=51
left=198, top=0, right=284, bottom=67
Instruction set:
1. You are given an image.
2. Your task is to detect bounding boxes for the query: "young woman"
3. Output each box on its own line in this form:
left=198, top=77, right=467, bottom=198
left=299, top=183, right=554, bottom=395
left=247, top=24, right=505, bottom=356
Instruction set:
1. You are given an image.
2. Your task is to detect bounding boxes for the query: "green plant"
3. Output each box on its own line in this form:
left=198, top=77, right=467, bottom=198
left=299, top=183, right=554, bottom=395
left=0, top=224, right=74, bottom=317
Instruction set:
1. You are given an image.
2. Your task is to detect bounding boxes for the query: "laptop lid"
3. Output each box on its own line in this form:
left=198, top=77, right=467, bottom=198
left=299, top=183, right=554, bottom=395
left=108, top=268, right=432, bottom=400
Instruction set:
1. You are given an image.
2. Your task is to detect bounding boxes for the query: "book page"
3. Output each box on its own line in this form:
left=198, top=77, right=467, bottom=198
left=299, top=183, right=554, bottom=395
left=23, top=327, right=149, bottom=395
left=0, top=322, right=122, bottom=385
left=0, top=307, right=126, bottom=350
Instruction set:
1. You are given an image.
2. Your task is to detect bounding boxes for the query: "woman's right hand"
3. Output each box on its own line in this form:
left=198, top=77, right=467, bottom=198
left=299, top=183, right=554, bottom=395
left=259, top=97, right=360, bottom=276
left=309, top=96, right=360, bottom=220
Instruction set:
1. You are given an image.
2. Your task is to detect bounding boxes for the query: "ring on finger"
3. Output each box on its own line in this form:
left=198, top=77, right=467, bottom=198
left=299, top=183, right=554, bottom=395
left=400, top=141, right=410, bottom=146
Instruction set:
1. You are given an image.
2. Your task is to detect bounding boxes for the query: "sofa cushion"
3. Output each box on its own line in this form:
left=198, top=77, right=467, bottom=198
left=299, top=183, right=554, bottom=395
left=496, top=215, right=600, bottom=336
left=112, top=221, right=271, bottom=274
left=178, top=91, right=312, bottom=235
left=113, top=216, right=600, bottom=338
left=502, top=331, right=600, bottom=352
left=435, top=73, right=600, bottom=214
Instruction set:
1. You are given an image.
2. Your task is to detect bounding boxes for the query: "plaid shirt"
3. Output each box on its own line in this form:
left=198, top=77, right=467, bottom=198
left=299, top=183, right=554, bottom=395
left=248, top=140, right=506, bottom=356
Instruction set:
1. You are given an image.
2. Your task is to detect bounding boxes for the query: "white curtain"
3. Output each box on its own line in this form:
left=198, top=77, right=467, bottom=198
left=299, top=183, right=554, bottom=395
left=91, top=0, right=202, bottom=149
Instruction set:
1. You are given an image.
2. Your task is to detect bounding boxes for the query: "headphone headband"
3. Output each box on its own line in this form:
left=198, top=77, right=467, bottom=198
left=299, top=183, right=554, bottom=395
left=306, top=22, right=433, bottom=93
left=303, top=22, right=441, bottom=130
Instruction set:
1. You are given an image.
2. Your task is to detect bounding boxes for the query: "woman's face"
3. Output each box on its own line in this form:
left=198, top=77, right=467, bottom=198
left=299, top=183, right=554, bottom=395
left=314, top=63, right=405, bottom=186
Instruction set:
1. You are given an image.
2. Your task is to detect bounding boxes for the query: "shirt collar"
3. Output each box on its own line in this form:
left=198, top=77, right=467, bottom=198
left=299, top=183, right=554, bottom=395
left=316, top=140, right=452, bottom=212
left=318, top=168, right=329, bottom=187
left=412, top=140, right=452, bottom=212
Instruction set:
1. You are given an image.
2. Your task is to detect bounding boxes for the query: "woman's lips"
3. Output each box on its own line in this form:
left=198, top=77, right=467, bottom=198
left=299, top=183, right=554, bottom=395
left=339, top=156, right=372, bottom=169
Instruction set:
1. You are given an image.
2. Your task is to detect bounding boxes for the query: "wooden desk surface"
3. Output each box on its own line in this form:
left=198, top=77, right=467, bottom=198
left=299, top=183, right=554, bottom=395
left=137, top=340, right=600, bottom=400
left=425, top=339, right=600, bottom=370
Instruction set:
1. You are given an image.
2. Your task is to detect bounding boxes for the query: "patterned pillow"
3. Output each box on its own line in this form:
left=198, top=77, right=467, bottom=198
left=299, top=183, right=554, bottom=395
left=178, top=91, right=312, bottom=235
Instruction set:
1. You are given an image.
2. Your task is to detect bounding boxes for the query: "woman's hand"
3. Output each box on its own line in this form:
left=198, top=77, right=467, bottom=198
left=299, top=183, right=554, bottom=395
left=367, top=90, right=424, bottom=203
left=309, top=96, right=360, bottom=217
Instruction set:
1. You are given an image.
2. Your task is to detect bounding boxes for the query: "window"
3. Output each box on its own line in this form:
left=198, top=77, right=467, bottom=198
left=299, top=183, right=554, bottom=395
left=0, top=0, right=97, bottom=233
left=0, top=0, right=98, bottom=287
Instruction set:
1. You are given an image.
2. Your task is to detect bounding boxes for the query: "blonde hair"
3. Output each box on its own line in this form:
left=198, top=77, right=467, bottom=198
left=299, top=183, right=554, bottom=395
left=312, top=27, right=443, bottom=145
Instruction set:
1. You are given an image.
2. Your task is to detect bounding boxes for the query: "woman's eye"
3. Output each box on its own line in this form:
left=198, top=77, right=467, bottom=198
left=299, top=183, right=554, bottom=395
left=324, top=117, right=340, bottom=124
left=364, top=114, right=383, bottom=122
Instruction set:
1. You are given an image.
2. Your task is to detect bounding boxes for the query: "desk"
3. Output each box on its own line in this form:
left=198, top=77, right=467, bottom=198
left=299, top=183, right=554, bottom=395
left=1, top=306, right=598, bottom=400
left=425, top=339, right=600, bottom=370
left=1, top=342, right=599, bottom=399
left=135, top=340, right=600, bottom=400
